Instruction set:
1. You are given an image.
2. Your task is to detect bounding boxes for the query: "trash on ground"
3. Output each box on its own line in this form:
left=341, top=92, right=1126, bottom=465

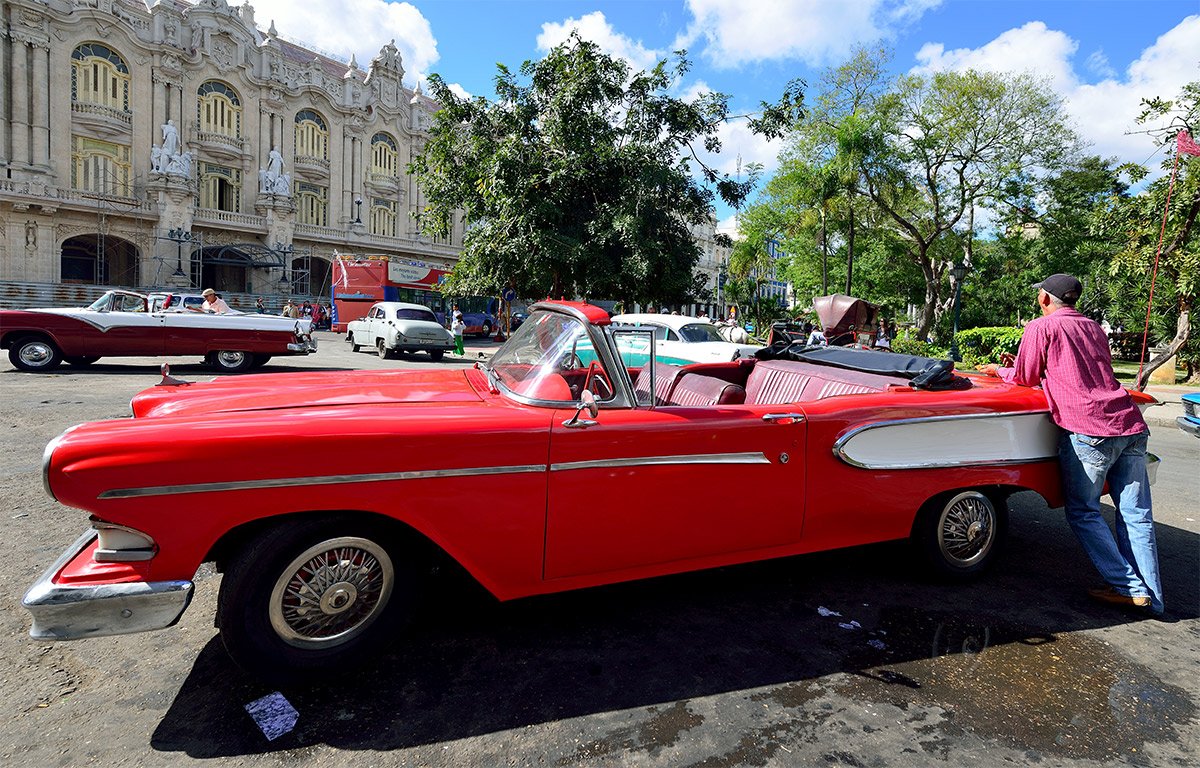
left=868, top=638, right=887, bottom=650
left=817, top=606, right=841, bottom=617
left=245, top=692, right=299, bottom=741
left=838, top=620, right=862, bottom=630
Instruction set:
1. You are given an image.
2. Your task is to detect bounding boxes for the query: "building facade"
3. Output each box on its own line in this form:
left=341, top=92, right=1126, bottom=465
left=0, top=0, right=461, bottom=303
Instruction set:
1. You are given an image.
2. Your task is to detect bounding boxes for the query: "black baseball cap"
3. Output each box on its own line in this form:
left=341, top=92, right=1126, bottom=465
left=1033, top=273, right=1082, bottom=304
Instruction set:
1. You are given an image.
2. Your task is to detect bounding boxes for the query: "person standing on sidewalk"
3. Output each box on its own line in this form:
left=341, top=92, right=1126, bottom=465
left=451, top=311, right=466, bottom=357
left=979, top=273, right=1162, bottom=614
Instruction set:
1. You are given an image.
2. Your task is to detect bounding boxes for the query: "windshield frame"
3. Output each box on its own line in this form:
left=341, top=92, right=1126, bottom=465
left=487, top=303, right=633, bottom=409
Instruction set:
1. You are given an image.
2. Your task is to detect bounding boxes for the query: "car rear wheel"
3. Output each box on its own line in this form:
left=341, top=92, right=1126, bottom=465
left=348, top=332, right=360, bottom=353
left=377, top=339, right=396, bottom=360
left=429, top=350, right=445, bottom=362
left=9, top=336, right=63, bottom=372
left=216, top=516, right=418, bottom=681
left=481, top=322, right=492, bottom=338
left=207, top=350, right=254, bottom=373
left=64, top=355, right=101, bottom=367
left=912, top=490, right=1005, bottom=579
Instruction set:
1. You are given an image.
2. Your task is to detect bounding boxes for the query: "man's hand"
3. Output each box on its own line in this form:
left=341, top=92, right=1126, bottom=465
left=976, top=363, right=1000, bottom=377
left=998, top=352, right=1015, bottom=366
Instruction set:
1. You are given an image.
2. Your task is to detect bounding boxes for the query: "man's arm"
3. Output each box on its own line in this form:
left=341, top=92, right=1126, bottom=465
left=997, top=323, right=1047, bottom=386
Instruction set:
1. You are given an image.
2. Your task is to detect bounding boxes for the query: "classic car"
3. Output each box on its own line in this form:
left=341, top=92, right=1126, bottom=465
left=23, top=300, right=1160, bottom=682
left=610, top=313, right=762, bottom=365
left=1, top=289, right=316, bottom=373
left=346, top=301, right=455, bottom=361
left=1179, top=392, right=1200, bottom=438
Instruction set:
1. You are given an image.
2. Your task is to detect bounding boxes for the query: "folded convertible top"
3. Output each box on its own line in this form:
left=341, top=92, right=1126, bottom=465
left=757, top=345, right=971, bottom=391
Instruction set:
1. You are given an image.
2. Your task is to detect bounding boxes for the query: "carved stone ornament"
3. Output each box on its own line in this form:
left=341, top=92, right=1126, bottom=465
left=212, top=39, right=234, bottom=70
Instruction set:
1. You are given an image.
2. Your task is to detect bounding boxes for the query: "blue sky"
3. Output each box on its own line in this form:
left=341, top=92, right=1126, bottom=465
left=250, top=0, right=1200, bottom=227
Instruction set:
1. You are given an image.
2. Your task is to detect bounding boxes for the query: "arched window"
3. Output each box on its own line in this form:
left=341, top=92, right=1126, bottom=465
left=71, top=43, right=130, bottom=113
left=370, top=197, right=396, bottom=237
left=197, top=81, right=242, bottom=138
left=294, top=109, right=328, bottom=160
left=199, top=162, right=242, bottom=212
left=296, top=182, right=328, bottom=226
left=371, top=133, right=398, bottom=177
left=71, top=135, right=131, bottom=196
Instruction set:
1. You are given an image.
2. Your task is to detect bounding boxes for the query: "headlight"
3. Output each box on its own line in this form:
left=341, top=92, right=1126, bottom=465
left=91, top=519, right=157, bottom=562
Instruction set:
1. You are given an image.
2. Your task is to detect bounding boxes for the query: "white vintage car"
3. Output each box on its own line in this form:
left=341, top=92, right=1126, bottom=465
left=346, top=301, right=455, bottom=361
left=610, top=313, right=762, bottom=366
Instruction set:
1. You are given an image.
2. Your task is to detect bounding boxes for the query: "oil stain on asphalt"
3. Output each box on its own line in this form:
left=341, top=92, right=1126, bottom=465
left=836, top=607, right=1195, bottom=761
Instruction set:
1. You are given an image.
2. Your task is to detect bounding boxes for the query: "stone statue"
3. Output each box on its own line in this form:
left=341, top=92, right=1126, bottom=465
left=150, top=144, right=164, bottom=173
left=166, top=150, right=194, bottom=177
left=161, top=120, right=179, bottom=157
left=258, top=169, right=270, bottom=193
left=272, top=173, right=291, bottom=196
left=267, top=146, right=284, bottom=177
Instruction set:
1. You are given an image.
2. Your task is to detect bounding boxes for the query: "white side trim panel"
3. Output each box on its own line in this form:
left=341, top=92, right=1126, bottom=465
left=835, top=412, right=1058, bottom=469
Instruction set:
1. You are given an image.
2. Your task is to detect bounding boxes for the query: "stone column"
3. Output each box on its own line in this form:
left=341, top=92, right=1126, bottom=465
left=0, top=27, right=9, bottom=166
left=31, top=43, right=50, bottom=169
left=10, top=40, right=31, bottom=167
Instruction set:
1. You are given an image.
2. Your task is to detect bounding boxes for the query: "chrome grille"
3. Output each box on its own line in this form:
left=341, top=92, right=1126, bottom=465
left=1184, top=399, right=1196, bottom=418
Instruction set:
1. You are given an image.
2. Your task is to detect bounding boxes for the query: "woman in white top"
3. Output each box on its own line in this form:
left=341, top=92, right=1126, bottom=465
left=451, top=312, right=466, bottom=356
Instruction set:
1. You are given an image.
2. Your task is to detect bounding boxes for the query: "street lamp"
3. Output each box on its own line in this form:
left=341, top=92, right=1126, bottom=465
left=353, top=196, right=363, bottom=224
left=274, top=242, right=294, bottom=288
left=716, top=258, right=726, bottom=318
left=166, top=228, right=192, bottom=278
left=949, top=261, right=970, bottom=362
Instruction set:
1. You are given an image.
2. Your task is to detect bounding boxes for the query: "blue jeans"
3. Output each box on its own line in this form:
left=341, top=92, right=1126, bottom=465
left=1058, top=430, right=1163, bottom=613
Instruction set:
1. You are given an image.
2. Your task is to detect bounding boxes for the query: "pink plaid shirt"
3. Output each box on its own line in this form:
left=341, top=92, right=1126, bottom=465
left=999, top=307, right=1146, bottom=437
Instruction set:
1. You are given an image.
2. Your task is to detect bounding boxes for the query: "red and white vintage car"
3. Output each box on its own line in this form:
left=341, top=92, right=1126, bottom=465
left=23, top=301, right=1158, bottom=680
left=1, top=290, right=316, bottom=373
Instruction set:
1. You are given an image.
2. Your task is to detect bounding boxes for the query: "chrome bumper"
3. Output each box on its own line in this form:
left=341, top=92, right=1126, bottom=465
left=23, top=531, right=193, bottom=641
left=288, top=337, right=318, bottom=353
left=1176, top=416, right=1200, bottom=439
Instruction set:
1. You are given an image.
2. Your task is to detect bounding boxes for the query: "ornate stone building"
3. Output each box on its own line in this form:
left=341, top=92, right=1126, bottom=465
left=0, top=0, right=461, bottom=301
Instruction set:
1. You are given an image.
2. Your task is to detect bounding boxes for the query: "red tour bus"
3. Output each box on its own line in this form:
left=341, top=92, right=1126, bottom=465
left=330, top=255, right=450, bottom=333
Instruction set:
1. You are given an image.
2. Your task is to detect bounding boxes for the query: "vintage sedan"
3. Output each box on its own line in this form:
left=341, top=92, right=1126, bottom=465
left=24, top=301, right=1160, bottom=681
left=611, top=313, right=761, bottom=365
left=346, top=301, right=455, bottom=361
left=1179, top=392, right=1200, bottom=438
left=1, top=290, right=316, bottom=373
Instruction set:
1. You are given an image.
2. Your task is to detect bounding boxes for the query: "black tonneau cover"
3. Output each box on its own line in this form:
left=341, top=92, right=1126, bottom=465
left=757, top=345, right=971, bottom=391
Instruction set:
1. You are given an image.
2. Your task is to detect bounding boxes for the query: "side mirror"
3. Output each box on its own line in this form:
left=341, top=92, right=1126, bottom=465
left=563, top=389, right=599, bottom=429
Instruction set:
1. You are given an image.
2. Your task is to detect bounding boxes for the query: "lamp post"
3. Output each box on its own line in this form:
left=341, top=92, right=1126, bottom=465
left=353, top=197, right=363, bottom=225
left=949, top=261, right=970, bottom=362
left=275, top=243, right=294, bottom=291
left=166, top=228, right=192, bottom=279
left=716, top=258, right=726, bottom=318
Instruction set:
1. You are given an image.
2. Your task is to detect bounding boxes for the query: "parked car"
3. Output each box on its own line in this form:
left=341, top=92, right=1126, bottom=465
left=23, top=301, right=1161, bottom=682
left=1179, top=392, right=1200, bottom=438
left=346, top=302, right=455, bottom=361
left=1, top=290, right=316, bottom=373
left=510, top=312, right=529, bottom=331
left=610, top=313, right=761, bottom=365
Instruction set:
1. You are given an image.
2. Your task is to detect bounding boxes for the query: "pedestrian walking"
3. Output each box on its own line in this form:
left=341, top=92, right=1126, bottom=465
left=255, top=297, right=265, bottom=314
left=979, top=273, right=1162, bottom=614
left=451, top=311, right=466, bottom=356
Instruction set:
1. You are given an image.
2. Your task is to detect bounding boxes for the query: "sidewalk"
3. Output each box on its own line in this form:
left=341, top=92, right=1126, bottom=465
left=1144, top=385, right=1195, bottom=430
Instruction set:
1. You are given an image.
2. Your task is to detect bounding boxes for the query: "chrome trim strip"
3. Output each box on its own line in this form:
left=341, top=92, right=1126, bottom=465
left=42, top=429, right=72, bottom=502
left=551, top=451, right=771, bottom=472
left=98, top=463, right=547, bottom=499
left=832, top=410, right=1056, bottom=470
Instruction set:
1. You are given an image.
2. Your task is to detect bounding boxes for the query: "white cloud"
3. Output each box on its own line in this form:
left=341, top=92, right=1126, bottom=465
left=680, top=0, right=943, bottom=68
left=446, top=82, right=471, bottom=101
left=1085, top=50, right=1116, bottom=80
left=537, top=11, right=663, bottom=72
left=911, top=16, right=1200, bottom=167
left=717, top=214, right=740, bottom=237
left=249, top=0, right=438, bottom=83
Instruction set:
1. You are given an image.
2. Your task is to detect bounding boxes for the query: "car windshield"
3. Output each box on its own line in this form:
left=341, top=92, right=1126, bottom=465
left=490, top=310, right=608, bottom=404
left=678, top=323, right=726, bottom=343
left=86, top=293, right=112, bottom=312
left=396, top=308, right=437, bottom=322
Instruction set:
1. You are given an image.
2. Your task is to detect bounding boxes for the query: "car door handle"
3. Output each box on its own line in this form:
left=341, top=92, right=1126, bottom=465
left=762, top=413, right=805, bottom=423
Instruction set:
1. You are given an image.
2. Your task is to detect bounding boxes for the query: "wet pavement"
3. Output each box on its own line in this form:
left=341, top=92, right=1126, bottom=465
left=1, top=341, right=1197, bottom=767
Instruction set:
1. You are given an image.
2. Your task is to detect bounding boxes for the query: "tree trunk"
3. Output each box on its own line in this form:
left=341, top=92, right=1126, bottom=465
left=820, top=204, right=828, bottom=295
left=845, top=205, right=855, bottom=296
left=915, top=245, right=937, bottom=340
left=1135, top=300, right=1191, bottom=391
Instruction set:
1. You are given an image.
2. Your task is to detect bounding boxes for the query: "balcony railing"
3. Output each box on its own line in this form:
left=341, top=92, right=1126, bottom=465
left=293, top=222, right=343, bottom=240
left=193, top=208, right=267, bottom=229
left=71, top=101, right=133, bottom=126
left=194, top=130, right=248, bottom=154
left=293, top=155, right=330, bottom=173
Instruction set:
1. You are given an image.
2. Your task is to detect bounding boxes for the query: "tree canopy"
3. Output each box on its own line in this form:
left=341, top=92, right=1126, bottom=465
left=410, top=34, right=803, bottom=305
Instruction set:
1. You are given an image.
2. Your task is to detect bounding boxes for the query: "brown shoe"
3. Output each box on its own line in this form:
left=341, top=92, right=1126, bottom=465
left=1088, top=586, right=1151, bottom=608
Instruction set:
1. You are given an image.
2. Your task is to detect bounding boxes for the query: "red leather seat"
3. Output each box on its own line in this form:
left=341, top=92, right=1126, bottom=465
left=667, top=373, right=747, bottom=406
left=633, top=361, right=685, bottom=405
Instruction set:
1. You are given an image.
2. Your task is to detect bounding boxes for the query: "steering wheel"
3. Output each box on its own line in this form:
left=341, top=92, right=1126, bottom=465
left=580, top=360, right=613, bottom=400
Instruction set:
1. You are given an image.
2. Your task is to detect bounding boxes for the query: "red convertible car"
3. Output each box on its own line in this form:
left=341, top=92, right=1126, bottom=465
left=1, top=290, right=316, bottom=373
left=23, top=301, right=1159, bottom=680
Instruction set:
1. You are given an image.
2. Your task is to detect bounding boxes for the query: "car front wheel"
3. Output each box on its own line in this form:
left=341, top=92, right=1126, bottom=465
left=216, top=517, right=417, bottom=681
left=9, top=336, right=63, bottom=372
left=348, top=332, right=360, bottom=353
left=912, top=490, right=1005, bottom=579
left=207, top=350, right=254, bottom=373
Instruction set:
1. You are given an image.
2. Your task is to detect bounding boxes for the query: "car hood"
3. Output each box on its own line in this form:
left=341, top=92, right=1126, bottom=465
left=131, top=368, right=484, bottom=418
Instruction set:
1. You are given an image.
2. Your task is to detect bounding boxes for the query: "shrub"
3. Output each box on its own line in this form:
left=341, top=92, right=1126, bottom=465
left=892, top=337, right=948, bottom=359
left=955, top=326, right=1024, bottom=367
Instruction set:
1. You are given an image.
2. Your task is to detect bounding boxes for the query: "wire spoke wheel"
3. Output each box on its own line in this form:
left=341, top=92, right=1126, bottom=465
left=937, top=492, right=996, bottom=567
left=268, top=537, right=395, bottom=649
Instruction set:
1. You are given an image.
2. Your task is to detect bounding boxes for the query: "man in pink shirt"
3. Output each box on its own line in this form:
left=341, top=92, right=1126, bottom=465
left=980, top=274, right=1162, bottom=614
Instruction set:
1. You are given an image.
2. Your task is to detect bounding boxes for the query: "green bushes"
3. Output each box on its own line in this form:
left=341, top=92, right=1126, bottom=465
left=955, top=326, right=1025, bottom=367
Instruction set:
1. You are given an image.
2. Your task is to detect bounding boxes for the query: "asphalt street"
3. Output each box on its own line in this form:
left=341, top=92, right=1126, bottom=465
left=2, top=333, right=1197, bottom=767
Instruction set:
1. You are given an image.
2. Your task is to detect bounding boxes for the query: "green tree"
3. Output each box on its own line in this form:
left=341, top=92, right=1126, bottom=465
left=410, top=34, right=803, bottom=306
